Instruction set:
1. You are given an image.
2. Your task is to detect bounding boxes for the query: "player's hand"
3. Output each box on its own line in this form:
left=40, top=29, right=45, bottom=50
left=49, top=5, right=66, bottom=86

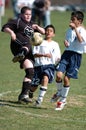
left=64, top=40, right=70, bottom=47
left=32, top=24, right=38, bottom=30
left=32, top=24, right=45, bottom=34
left=69, top=22, right=76, bottom=29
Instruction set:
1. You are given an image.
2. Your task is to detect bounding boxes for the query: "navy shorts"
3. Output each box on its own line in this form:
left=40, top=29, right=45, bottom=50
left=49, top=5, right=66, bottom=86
left=31, top=64, right=55, bottom=87
left=56, top=51, right=82, bottom=79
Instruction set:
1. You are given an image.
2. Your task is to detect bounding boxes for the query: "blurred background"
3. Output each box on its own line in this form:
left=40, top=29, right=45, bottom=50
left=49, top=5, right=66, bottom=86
left=0, top=0, right=86, bottom=31
left=1, top=0, right=86, bottom=20
left=4, top=0, right=86, bottom=11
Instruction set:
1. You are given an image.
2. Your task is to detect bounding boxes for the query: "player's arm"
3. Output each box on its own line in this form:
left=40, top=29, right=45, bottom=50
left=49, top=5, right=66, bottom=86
left=2, top=19, right=18, bottom=41
left=74, top=27, right=84, bottom=43
left=32, top=24, right=45, bottom=34
left=3, top=27, right=16, bottom=41
left=34, top=53, right=51, bottom=58
left=64, top=40, right=70, bottom=47
left=69, top=22, right=83, bottom=43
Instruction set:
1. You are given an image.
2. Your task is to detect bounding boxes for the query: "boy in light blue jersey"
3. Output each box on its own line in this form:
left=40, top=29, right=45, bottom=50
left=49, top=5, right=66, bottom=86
left=51, top=11, right=86, bottom=110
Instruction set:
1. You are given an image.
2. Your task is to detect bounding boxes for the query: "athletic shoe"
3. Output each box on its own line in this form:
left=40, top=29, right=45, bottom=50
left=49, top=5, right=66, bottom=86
left=18, top=94, right=32, bottom=104
left=12, top=52, right=25, bottom=63
left=55, top=101, right=67, bottom=111
left=34, top=100, right=41, bottom=107
left=50, top=93, right=60, bottom=103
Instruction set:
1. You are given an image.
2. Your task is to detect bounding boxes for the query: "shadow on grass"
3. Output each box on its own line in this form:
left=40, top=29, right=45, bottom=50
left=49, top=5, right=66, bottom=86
left=0, top=99, right=47, bottom=110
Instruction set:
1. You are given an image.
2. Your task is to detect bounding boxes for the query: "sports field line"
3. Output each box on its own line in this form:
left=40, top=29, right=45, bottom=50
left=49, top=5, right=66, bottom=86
left=0, top=90, right=86, bottom=123
left=0, top=91, right=12, bottom=97
left=6, top=105, right=86, bottom=123
left=0, top=90, right=20, bottom=97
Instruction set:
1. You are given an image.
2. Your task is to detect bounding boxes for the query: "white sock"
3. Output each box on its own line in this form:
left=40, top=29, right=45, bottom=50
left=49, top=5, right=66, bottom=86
left=37, top=86, right=47, bottom=103
left=60, top=86, right=70, bottom=102
left=56, top=81, right=63, bottom=96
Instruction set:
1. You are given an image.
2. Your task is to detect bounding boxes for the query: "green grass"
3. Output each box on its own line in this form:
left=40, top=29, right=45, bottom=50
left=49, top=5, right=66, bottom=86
left=0, top=9, right=86, bottom=130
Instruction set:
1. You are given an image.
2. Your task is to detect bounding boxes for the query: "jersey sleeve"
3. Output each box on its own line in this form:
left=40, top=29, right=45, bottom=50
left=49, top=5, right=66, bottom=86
left=1, top=19, right=17, bottom=32
left=65, top=28, right=76, bottom=43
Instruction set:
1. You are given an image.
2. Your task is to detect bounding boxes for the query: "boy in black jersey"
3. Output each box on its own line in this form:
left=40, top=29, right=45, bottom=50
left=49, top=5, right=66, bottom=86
left=2, top=6, right=45, bottom=103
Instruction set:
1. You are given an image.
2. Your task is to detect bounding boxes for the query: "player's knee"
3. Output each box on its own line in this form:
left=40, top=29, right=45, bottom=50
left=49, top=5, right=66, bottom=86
left=56, top=72, right=62, bottom=82
left=25, top=68, right=34, bottom=80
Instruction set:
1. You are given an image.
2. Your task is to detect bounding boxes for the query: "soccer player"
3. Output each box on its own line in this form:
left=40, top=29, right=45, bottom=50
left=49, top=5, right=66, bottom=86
left=51, top=11, right=86, bottom=110
left=29, top=24, right=61, bottom=106
left=1, top=6, right=45, bottom=103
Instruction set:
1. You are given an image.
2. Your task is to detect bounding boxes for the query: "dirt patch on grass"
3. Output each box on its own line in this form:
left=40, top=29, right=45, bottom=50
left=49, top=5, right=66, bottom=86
left=68, top=95, right=86, bottom=107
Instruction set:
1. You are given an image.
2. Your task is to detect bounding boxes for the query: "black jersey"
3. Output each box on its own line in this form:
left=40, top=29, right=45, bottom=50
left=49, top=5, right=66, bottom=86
left=2, top=18, right=34, bottom=45
left=2, top=18, right=35, bottom=63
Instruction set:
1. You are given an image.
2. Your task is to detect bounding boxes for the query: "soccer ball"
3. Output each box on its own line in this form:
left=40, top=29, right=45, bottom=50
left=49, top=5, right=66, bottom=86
left=31, top=32, right=43, bottom=46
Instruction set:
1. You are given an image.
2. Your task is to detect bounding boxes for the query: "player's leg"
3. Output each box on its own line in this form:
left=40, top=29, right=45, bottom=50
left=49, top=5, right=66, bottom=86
left=18, top=59, right=34, bottom=103
left=28, top=66, right=41, bottom=101
left=55, top=75, right=70, bottom=110
left=35, top=75, right=48, bottom=106
left=35, top=65, right=55, bottom=106
left=29, top=86, right=38, bottom=99
left=12, top=47, right=29, bottom=63
left=51, top=71, right=63, bottom=102
left=55, top=52, right=82, bottom=110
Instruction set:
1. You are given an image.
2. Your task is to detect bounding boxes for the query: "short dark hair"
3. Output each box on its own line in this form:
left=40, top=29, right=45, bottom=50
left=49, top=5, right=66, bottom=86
left=45, top=24, right=55, bottom=33
left=21, top=6, right=31, bottom=14
left=71, top=11, right=84, bottom=22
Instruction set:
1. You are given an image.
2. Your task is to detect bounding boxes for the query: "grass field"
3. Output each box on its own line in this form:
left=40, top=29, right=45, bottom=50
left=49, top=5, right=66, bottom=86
left=0, top=9, right=86, bottom=130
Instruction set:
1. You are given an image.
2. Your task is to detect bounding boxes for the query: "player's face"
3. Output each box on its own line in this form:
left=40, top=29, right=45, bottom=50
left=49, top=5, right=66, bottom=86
left=21, top=9, right=32, bottom=22
left=70, top=16, right=80, bottom=26
left=45, top=27, right=55, bottom=38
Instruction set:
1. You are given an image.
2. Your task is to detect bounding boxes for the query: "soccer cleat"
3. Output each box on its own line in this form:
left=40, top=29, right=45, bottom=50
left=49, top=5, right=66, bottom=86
left=18, top=94, right=32, bottom=104
left=50, top=93, right=60, bottom=103
left=34, top=100, right=41, bottom=107
left=12, top=52, right=25, bottom=63
left=55, top=101, right=67, bottom=111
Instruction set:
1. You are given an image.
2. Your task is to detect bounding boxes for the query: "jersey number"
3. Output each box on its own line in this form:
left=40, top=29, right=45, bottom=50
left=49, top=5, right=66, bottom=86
left=31, top=78, right=40, bottom=85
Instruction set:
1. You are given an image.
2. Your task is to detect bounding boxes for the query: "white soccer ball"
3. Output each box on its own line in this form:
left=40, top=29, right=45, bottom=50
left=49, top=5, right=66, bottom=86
left=31, top=32, right=43, bottom=46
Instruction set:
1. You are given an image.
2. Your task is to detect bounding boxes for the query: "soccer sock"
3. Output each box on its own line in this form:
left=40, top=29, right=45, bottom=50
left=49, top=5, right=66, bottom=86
left=60, top=86, right=70, bottom=102
left=21, top=81, right=31, bottom=95
left=29, top=86, right=38, bottom=98
left=29, top=90, right=34, bottom=98
left=37, top=86, right=47, bottom=103
left=56, top=80, right=63, bottom=96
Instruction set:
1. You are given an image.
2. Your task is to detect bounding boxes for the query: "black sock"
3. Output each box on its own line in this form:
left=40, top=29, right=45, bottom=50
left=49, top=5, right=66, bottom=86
left=21, top=81, right=31, bottom=95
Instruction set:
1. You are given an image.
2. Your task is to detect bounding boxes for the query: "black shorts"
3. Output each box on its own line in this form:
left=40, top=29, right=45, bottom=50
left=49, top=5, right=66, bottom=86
left=10, top=41, right=34, bottom=68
